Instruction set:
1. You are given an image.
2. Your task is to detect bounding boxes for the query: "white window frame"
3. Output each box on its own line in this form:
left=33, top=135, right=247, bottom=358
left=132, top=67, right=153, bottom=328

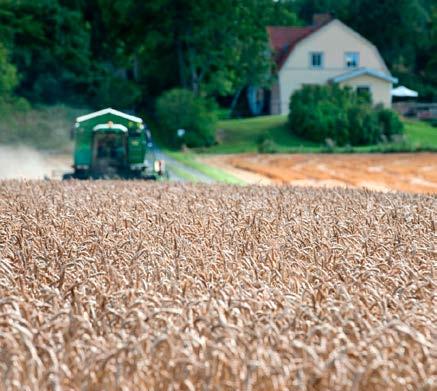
left=309, top=52, right=324, bottom=69
left=345, top=52, right=360, bottom=68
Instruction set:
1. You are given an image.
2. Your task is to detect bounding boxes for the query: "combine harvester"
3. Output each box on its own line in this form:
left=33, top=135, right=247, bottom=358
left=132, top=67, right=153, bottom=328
left=63, top=108, right=165, bottom=180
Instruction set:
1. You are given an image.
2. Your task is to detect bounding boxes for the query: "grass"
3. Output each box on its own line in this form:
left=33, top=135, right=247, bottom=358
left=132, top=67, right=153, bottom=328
left=166, top=150, right=245, bottom=184
left=202, top=115, right=317, bottom=154
left=165, top=162, right=202, bottom=182
left=200, top=115, right=437, bottom=154
left=403, top=119, right=437, bottom=147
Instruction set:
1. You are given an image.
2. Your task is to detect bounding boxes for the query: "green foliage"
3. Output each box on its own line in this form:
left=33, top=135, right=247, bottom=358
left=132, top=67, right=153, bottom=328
left=210, top=114, right=436, bottom=154
left=256, top=135, right=279, bottom=153
left=289, top=85, right=404, bottom=146
left=156, top=89, right=217, bottom=148
left=347, top=105, right=380, bottom=145
left=91, top=75, right=142, bottom=109
left=0, top=43, right=18, bottom=96
left=0, top=0, right=92, bottom=105
left=376, top=106, right=405, bottom=139
left=0, top=0, right=434, bottom=111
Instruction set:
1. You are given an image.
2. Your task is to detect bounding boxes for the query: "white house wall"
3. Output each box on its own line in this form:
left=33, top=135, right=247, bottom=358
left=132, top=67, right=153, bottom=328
left=339, top=75, right=392, bottom=107
left=278, top=20, right=389, bottom=114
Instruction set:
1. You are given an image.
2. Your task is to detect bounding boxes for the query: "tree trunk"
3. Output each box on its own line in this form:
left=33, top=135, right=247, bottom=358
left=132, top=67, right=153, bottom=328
left=229, top=87, right=243, bottom=118
left=176, top=38, right=186, bottom=88
left=189, top=61, right=200, bottom=95
left=133, top=53, right=140, bottom=81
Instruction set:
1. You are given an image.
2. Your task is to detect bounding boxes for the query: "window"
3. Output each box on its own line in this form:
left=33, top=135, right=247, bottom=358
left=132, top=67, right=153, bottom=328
left=356, top=85, right=371, bottom=101
left=356, top=86, right=370, bottom=95
left=345, top=52, right=359, bottom=68
left=310, top=52, right=324, bottom=68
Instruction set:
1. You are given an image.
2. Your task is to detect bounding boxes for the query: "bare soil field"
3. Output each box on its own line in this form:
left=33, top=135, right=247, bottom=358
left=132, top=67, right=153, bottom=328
left=0, top=181, right=435, bottom=390
left=202, top=153, right=437, bottom=193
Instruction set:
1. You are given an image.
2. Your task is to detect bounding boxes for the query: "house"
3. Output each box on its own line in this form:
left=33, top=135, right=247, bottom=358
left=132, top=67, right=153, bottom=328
left=267, top=14, right=398, bottom=115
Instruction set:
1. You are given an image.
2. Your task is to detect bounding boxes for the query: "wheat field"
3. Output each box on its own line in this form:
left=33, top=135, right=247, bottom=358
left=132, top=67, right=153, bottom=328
left=0, top=181, right=435, bottom=390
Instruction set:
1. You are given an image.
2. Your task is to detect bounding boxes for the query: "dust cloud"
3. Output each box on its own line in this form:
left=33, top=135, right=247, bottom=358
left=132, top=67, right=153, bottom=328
left=0, top=146, right=71, bottom=179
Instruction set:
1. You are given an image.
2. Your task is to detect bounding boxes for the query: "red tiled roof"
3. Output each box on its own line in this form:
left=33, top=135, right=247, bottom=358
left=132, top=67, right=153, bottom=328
left=267, top=17, right=333, bottom=70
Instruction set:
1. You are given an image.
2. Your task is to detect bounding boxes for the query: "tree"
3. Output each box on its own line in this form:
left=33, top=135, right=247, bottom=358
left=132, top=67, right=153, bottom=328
left=127, top=0, right=299, bottom=99
left=424, top=5, right=437, bottom=85
left=347, top=0, right=428, bottom=69
left=0, top=43, right=18, bottom=97
left=0, top=0, right=92, bottom=104
left=156, top=88, right=217, bottom=148
left=0, top=0, right=434, bottom=110
left=292, top=0, right=351, bottom=23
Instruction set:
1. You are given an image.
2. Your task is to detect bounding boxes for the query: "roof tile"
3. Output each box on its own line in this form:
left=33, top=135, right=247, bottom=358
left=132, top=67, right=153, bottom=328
left=267, top=18, right=333, bottom=70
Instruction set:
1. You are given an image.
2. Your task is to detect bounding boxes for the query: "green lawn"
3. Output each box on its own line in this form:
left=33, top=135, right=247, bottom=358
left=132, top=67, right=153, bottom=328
left=202, top=115, right=318, bottom=154
left=198, top=115, right=436, bottom=154
left=403, top=119, right=437, bottom=148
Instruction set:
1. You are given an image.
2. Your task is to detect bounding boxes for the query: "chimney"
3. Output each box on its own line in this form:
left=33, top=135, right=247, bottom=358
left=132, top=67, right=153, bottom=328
left=312, top=13, right=333, bottom=27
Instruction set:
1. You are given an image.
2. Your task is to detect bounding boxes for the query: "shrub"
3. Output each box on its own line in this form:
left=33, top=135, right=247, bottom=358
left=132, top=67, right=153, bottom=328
left=376, top=106, right=405, bottom=139
left=347, top=105, right=380, bottom=145
left=256, top=135, right=278, bottom=153
left=156, top=89, right=217, bottom=148
left=288, top=84, right=404, bottom=146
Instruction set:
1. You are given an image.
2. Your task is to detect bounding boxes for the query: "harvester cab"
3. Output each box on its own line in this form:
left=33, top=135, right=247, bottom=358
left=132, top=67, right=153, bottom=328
left=64, top=108, right=165, bottom=180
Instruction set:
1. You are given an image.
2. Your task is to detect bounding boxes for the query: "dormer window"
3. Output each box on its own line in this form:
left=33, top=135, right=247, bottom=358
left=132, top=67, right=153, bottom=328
left=345, top=52, right=359, bottom=68
left=310, top=52, right=324, bottom=68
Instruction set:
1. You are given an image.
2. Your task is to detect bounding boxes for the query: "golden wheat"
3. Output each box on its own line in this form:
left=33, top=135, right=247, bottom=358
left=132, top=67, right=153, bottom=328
left=0, top=180, right=435, bottom=390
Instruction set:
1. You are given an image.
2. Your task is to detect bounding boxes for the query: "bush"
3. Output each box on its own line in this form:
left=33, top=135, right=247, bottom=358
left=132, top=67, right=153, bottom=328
left=156, top=89, right=217, bottom=148
left=347, top=105, right=380, bottom=145
left=376, top=106, right=404, bottom=139
left=288, top=84, right=404, bottom=146
left=256, top=135, right=278, bottom=153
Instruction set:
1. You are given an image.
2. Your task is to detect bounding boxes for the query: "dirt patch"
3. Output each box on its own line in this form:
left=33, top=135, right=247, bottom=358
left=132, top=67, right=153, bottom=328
left=203, top=153, right=437, bottom=193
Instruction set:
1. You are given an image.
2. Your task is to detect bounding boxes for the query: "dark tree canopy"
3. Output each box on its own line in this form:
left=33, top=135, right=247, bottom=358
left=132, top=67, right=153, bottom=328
left=0, top=0, right=435, bottom=110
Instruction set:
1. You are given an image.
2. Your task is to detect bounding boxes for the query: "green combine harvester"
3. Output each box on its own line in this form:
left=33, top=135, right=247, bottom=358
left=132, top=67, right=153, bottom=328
left=63, top=108, right=165, bottom=180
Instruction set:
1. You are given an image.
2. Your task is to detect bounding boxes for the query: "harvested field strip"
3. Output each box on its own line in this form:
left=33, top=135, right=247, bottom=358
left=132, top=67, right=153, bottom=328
left=211, top=153, right=437, bottom=193
left=0, top=181, right=436, bottom=390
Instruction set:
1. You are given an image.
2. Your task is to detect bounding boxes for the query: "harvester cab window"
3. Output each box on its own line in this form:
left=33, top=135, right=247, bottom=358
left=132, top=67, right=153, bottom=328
left=92, top=132, right=127, bottom=175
